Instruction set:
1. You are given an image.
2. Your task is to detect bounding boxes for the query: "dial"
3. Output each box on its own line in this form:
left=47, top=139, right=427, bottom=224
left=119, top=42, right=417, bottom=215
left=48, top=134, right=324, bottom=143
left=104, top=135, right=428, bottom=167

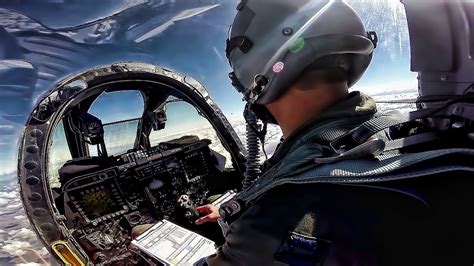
left=87, top=121, right=101, bottom=135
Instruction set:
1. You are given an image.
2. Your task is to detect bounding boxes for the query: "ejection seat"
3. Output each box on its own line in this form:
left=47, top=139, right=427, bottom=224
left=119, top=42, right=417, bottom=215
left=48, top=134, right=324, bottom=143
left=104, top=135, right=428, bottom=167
left=60, top=110, right=113, bottom=182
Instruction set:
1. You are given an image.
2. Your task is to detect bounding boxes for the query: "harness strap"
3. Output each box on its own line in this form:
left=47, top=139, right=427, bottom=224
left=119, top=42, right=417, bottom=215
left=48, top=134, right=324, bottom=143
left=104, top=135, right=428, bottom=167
left=330, top=108, right=433, bottom=152
left=314, top=138, right=385, bottom=164
left=383, top=132, right=440, bottom=152
left=332, top=94, right=474, bottom=152
left=218, top=148, right=474, bottom=223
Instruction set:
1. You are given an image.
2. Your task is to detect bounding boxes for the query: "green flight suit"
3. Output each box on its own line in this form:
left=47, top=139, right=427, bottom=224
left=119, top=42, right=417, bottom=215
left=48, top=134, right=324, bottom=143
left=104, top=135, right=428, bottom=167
left=207, top=91, right=474, bottom=266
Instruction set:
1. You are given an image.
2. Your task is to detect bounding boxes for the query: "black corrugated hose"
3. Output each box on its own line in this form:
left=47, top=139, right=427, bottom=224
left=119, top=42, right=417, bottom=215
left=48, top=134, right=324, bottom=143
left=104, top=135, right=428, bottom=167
left=243, top=107, right=263, bottom=189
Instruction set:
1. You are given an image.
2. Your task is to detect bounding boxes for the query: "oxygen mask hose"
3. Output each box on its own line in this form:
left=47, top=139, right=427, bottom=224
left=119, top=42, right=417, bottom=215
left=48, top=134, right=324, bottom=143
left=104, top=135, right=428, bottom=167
left=243, top=106, right=262, bottom=189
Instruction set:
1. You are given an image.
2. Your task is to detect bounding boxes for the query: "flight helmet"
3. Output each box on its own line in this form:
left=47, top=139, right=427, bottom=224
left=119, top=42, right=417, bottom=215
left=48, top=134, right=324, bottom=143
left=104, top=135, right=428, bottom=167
left=226, top=0, right=378, bottom=108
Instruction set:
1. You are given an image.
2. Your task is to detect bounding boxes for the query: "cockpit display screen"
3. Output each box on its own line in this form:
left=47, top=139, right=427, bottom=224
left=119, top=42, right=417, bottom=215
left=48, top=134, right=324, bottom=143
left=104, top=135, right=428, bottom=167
left=71, top=182, right=126, bottom=222
left=82, top=189, right=116, bottom=219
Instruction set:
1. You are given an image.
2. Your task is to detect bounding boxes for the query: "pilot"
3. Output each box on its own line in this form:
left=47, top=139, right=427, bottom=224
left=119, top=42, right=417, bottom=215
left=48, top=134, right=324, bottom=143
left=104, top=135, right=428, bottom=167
left=195, top=0, right=380, bottom=264
left=195, top=1, right=470, bottom=265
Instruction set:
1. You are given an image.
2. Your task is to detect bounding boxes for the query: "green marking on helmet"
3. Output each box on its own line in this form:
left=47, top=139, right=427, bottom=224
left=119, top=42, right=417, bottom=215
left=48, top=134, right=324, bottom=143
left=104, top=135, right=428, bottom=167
left=289, top=37, right=305, bottom=53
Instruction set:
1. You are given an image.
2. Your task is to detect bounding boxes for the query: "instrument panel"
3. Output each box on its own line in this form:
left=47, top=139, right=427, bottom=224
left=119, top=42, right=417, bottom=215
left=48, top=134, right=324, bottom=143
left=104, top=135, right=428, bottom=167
left=57, top=137, right=225, bottom=264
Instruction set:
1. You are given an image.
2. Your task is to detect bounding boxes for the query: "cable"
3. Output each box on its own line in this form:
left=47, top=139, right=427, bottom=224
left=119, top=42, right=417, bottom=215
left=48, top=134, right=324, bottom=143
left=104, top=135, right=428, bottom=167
left=242, top=104, right=265, bottom=189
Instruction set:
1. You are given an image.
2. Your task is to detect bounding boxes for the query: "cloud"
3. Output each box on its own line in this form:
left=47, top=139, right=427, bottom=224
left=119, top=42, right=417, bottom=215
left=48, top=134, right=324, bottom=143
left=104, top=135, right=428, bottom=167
left=1, top=240, right=32, bottom=256
left=8, top=228, right=36, bottom=239
left=212, top=46, right=225, bottom=64
left=0, top=189, right=18, bottom=211
left=5, top=202, right=22, bottom=210
left=39, top=247, right=48, bottom=257
left=0, top=162, right=16, bottom=176
left=354, top=79, right=417, bottom=96
left=0, top=198, right=10, bottom=206
left=0, top=124, right=16, bottom=135
left=0, top=191, right=18, bottom=199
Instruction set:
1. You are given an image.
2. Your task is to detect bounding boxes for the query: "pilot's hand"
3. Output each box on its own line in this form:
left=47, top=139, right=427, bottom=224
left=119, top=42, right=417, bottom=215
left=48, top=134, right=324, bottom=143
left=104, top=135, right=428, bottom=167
left=195, top=204, right=220, bottom=225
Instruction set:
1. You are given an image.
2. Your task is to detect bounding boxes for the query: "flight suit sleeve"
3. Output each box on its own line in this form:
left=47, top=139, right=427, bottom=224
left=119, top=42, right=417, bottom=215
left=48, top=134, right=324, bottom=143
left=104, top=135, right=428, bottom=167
left=206, top=186, right=319, bottom=266
left=205, top=184, right=381, bottom=266
left=206, top=214, right=293, bottom=265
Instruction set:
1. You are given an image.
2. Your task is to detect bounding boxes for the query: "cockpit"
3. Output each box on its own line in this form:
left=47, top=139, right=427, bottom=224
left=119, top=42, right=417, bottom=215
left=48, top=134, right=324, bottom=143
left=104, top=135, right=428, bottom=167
left=18, top=63, right=246, bottom=264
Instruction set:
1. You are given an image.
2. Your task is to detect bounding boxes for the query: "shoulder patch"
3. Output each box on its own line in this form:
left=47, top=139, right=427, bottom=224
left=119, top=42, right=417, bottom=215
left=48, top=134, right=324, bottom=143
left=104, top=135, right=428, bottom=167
left=275, top=232, right=331, bottom=266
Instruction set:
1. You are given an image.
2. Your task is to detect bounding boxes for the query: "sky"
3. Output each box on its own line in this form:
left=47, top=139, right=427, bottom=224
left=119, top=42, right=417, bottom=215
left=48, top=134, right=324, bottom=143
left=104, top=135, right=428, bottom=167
left=0, top=0, right=417, bottom=177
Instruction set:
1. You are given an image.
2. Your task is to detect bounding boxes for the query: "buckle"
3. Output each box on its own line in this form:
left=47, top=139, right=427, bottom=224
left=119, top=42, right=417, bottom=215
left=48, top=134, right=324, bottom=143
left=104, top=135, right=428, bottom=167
left=225, top=36, right=254, bottom=59
left=316, top=138, right=385, bottom=164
